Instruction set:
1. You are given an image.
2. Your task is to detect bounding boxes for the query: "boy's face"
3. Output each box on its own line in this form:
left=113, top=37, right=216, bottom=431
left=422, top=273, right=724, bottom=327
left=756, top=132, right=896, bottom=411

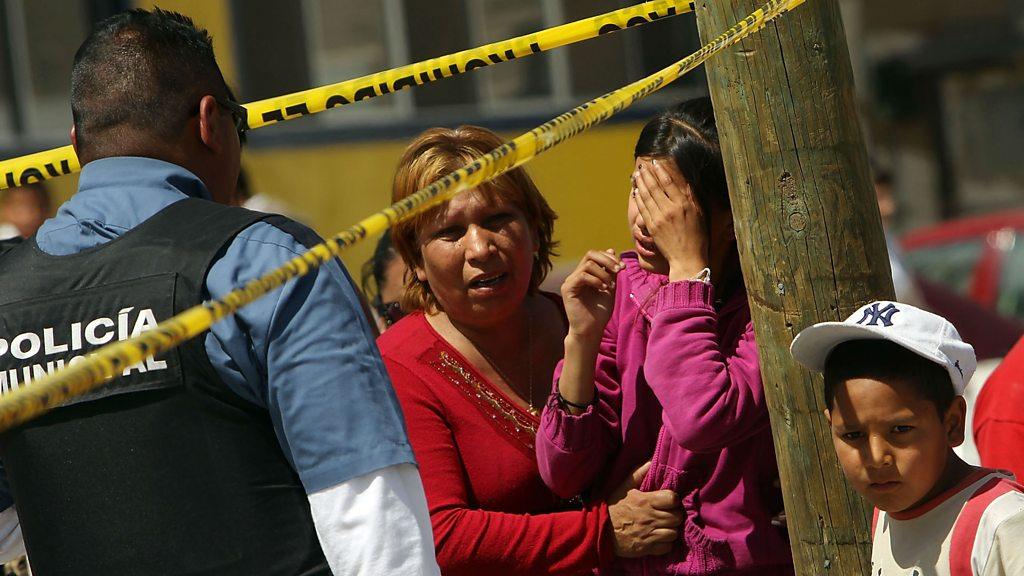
left=825, top=376, right=965, bottom=513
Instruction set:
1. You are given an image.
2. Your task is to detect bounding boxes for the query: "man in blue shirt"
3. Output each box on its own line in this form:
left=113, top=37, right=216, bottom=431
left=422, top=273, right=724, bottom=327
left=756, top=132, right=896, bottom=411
left=0, top=9, right=437, bottom=575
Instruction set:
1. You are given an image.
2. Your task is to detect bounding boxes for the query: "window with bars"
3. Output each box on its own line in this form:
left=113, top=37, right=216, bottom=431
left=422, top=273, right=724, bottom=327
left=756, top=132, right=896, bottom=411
left=233, top=0, right=706, bottom=134
left=0, top=0, right=125, bottom=147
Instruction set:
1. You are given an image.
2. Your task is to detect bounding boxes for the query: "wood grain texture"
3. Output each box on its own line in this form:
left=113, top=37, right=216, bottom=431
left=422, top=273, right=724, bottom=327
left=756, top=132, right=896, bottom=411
left=693, top=1, right=894, bottom=574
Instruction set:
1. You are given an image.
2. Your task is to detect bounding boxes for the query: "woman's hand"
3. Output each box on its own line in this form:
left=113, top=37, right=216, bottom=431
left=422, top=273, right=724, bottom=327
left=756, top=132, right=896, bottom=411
left=606, top=462, right=683, bottom=558
left=561, top=249, right=622, bottom=343
left=633, top=159, right=709, bottom=282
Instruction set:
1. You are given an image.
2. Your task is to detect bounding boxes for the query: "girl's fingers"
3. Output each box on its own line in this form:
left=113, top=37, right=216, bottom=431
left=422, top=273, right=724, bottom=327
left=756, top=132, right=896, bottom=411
left=633, top=182, right=658, bottom=227
left=574, top=271, right=612, bottom=292
left=651, top=159, right=678, bottom=195
left=636, top=165, right=667, bottom=212
left=586, top=249, right=622, bottom=273
left=582, top=259, right=615, bottom=286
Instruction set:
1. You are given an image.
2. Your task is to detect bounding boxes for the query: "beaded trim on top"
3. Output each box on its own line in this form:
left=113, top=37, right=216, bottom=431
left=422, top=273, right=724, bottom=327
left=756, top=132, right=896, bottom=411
left=429, top=349, right=538, bottom=452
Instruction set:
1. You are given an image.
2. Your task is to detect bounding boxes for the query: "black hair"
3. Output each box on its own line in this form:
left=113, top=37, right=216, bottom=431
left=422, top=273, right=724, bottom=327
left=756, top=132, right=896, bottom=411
left=71, top=8, right=229, bottom=156
left=361, top=230, right=400, bottom=308
left=634, top=96, right=729, bottom=215
left=823, top=339, right=956, bottom=415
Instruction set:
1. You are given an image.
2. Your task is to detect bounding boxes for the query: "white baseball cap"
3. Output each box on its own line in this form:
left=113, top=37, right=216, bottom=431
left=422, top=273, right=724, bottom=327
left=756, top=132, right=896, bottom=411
left=790, top=301, right=977, bottom=394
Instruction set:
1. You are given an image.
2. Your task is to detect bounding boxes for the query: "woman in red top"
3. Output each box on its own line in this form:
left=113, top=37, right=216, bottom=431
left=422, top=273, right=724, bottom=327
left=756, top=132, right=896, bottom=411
left=378, top=126, right=684, bottom=575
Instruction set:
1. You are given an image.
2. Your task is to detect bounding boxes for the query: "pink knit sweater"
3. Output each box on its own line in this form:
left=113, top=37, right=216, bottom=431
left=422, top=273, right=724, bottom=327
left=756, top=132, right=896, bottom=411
left=536, top=253, right=793, bottom=575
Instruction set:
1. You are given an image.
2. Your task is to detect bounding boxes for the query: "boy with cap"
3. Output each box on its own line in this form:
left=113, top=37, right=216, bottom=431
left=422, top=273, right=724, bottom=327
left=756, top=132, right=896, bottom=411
left=791, top=301, right=1024, bottom=575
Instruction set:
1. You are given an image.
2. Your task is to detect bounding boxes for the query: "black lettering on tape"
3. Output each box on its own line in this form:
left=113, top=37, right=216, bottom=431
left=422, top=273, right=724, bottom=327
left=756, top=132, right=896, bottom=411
left=627, top=16, right=648, bottom=27
left=4, top=172, right=14, bottom=189
left=448, top=64, right=460, bottom=76
left=326, top=94, right=350, bottom=108
left=44, top=163, right=61, bottom=177
left=530, top=42, right=541, bottom=54
left=19, top=168, right=44, bottom=185
left=488, top=53, right=504, bottom=64
left=419, top=71, right=432, bottom=83
left=649, top=7, right=677, bottom=20
left=504, top=49, right=516, bottom=60
left=598, top=23, right=620, bottom=35
left=432, top=67, right=444, bottom=80
left=60, top=159, right=71, bottom=174
left=392, top=75, right=416, bottom=91
left=378, top=82, right=390, bottom=95
left=353, top=86, right=377, bottom=101
left=465, top=58, right=488, bottom=71
left=262, top=109, right=285, bottom=123
left=285, top=103, right=311, bottom=117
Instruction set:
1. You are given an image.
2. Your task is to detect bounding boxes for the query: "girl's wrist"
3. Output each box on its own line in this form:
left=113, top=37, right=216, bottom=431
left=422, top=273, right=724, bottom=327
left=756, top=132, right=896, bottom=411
left=564, top=331, right=602, bottom=354
left=667, top=258, right=709, bottom=282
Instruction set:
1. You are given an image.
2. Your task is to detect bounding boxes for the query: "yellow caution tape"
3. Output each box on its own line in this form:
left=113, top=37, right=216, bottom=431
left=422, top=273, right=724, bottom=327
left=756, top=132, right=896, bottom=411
left=0, top=0, right=694, bottom=191
left=0, top=0, right=806, bottom=432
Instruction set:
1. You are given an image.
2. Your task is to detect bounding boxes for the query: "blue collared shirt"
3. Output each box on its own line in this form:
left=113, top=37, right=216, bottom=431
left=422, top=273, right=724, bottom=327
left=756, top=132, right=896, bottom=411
left=0, top=157, right=413, bottom=509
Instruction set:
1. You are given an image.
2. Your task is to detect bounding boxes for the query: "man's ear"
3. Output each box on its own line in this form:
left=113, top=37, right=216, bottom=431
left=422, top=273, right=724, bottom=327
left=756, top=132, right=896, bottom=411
left=70, top=125, right=79, bottom=155
left=945, top=396, right=967, bottom=447
left=823, top=408, right=832, bottom=425
left=197, top=95, right=224, bottom=154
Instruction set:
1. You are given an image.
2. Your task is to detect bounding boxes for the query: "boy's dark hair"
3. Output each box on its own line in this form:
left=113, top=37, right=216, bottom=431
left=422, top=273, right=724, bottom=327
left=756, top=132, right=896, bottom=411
left=824, top=339, right=956, bottom=415
left=71, top=8, right=230, bottom=156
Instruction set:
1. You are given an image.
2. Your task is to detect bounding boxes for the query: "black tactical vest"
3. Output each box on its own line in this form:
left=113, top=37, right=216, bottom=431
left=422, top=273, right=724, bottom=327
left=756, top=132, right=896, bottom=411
left=0, top=198, right=330, bottom=575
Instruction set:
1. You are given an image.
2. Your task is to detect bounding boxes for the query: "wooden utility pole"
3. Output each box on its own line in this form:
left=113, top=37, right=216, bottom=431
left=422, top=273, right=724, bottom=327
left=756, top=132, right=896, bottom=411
left=693, top=1, right=893, bottom=575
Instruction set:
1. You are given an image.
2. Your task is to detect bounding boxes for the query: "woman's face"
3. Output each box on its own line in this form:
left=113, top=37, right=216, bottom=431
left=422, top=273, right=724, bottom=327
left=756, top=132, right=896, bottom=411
left=414, top=189, right=536, bottom=326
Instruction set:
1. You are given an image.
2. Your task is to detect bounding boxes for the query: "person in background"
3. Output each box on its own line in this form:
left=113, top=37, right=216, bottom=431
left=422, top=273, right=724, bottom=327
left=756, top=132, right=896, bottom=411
left=0, top=9, right=436, bottom=575
left=537, top=98, right=793, bottom=575
left=0, top=183, right=50, bottom=240
left=873, top=163, right=926, bottom=307
left=974, top=336, right=1024, bottom=481
left=361, top=230, right=408, bottom=332
left=378, top=125, right=684, bottom=575
left=792, top=301, right=1024, bottom=575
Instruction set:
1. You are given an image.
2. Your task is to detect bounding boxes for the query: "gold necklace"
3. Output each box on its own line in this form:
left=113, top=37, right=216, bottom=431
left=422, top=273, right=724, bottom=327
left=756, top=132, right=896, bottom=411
left=454, top=304, right=537, bottom=416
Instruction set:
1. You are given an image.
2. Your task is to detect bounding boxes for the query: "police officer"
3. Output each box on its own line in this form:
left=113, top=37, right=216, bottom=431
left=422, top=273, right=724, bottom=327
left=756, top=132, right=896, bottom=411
left=0, top=9, right=438, bottom=575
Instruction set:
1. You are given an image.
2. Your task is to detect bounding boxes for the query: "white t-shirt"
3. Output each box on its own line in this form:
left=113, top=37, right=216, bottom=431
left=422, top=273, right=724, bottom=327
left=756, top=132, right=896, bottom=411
left=871, top=469, right=1024, bottom=576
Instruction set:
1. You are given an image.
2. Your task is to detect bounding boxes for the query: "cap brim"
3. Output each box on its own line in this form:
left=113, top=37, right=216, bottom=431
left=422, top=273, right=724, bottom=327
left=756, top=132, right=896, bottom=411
left=790, top=321, right=950, bottom=374
left=790, top=322, right=889, bottom=372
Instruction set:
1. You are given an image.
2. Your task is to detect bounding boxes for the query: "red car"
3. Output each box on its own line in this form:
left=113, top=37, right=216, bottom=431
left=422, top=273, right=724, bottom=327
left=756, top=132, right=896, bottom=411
left=901, top=210, right=1024, bottom=359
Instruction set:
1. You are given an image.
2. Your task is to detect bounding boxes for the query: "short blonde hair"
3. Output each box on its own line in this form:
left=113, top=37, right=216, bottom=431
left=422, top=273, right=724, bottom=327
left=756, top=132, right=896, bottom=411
left=391, top=125, right=557, bottom=313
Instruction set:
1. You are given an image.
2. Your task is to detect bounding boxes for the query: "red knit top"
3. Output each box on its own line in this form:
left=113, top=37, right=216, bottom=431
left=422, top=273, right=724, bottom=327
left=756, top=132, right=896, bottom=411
left=378, top=311, right=613, bottom=576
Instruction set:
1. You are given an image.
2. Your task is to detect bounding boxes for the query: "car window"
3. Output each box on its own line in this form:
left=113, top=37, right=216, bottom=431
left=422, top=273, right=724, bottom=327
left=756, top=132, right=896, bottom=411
left=903, top=239, right=985, bottom=295
left=998, top=232, right=1024, bottom=320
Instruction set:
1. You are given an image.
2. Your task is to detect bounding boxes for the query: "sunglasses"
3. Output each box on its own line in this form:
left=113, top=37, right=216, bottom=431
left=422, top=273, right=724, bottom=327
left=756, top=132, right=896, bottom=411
left=375, top=301, right=406, bottom=327
left=216, top=97, right=249, bottom=140
left=194, top=96, right=249, bottom=141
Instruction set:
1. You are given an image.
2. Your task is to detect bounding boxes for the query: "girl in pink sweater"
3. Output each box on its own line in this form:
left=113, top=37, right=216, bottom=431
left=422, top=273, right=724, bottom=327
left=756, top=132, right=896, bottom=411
left=536, top=98, right=793, bottom=575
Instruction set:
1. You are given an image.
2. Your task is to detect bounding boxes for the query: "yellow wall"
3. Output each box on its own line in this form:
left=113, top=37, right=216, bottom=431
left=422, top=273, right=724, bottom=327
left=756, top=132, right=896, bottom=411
left=244, top=121, right=643, bottom=280
left=134, top=0, right=238, bottom=86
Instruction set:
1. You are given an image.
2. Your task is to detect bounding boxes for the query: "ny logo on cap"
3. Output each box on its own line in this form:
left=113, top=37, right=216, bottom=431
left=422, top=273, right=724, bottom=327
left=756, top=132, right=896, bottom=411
left=856, top=303, right=900, bottom=327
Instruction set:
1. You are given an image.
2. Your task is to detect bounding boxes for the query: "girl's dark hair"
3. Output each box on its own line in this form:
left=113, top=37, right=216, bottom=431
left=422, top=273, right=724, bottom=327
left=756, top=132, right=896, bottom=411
left=634, top=97, right=729, bottom=215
